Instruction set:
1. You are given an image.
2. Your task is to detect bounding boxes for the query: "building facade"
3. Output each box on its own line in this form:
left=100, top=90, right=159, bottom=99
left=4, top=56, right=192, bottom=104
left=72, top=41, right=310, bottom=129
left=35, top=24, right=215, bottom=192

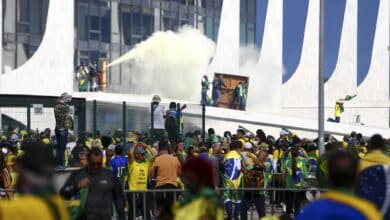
left=2, top=0, right=257, bottom=92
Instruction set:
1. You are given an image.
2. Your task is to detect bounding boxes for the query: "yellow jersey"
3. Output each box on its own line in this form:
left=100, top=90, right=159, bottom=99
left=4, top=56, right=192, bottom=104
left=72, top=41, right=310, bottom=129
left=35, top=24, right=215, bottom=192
left=0, top=195, right=70, bottom=220
left=128, top=159, right=151, bottom=191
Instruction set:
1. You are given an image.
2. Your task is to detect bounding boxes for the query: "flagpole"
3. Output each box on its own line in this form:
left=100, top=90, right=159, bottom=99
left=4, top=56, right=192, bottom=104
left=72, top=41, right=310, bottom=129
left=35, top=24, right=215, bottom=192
left=318, top=0, right=325, bottom=155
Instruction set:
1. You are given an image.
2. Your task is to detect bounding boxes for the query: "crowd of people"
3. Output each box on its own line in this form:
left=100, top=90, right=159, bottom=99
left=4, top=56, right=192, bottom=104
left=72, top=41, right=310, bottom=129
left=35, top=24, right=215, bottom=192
left=0, top=122, right=389, bottom=219
left=75, top=62, right=104, bottom=92
left=201, top=75, right=247, bottom=110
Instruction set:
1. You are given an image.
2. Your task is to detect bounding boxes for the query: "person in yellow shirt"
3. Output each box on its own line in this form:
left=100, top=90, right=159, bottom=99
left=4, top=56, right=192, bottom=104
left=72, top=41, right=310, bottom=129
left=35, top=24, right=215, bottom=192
left=357, top=134, right=390, bottom=219
left=0, top=141, right=70, bottom=220
left=359, top=134, right=390, bottom=172
left=127, top=142, right=156, bottom=220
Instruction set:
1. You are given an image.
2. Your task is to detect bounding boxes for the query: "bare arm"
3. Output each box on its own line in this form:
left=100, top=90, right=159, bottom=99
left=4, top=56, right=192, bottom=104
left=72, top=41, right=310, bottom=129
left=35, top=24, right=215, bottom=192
left=128, top=142, right=135, bottom=164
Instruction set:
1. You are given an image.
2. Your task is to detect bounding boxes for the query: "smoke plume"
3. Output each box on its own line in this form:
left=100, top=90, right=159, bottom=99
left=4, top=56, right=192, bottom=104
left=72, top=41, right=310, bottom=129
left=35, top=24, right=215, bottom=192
left=109, top=26, right=215, bottom=102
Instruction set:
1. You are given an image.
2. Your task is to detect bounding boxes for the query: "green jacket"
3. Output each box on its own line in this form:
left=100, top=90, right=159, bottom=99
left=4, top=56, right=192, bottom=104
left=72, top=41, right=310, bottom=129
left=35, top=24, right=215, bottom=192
left=316, top=154, right=329, bottom=188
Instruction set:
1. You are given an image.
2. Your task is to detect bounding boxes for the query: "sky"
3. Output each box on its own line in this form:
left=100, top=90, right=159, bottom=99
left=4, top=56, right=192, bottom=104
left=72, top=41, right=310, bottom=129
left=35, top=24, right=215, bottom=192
left=255, top=0, right=380, bottom=85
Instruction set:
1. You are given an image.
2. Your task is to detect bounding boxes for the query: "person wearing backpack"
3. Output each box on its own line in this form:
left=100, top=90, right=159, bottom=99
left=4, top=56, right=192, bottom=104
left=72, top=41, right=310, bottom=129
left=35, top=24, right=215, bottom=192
left=240, top=149, right=271, bottom=219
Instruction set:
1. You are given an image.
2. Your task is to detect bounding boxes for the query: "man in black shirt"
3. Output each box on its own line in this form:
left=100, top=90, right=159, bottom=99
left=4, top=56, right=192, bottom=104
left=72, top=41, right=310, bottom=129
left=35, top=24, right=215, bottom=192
left=60, top=147, right=125, bottom=220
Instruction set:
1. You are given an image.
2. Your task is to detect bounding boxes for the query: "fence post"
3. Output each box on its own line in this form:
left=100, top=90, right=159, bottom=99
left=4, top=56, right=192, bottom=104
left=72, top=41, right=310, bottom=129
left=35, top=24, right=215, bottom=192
left=93, top=100, right=97, bottom=138
left=27, top=104, right=31, bottom=141
left=150, top=102, right=155, bottom=143
left=177, top=103, right=181, bottom=139
left=122, top=101, right=126, bottom=147
left=202, top=104, right=206, bottom=143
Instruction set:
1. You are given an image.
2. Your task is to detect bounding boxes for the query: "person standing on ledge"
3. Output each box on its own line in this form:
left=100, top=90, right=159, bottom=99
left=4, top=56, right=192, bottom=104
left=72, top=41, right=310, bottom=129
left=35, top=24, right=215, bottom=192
left=54, top=92, right=73, bottom=170
left=212, top=75, right=227, bottom=107
left=201, top=75, right=210, bottom=106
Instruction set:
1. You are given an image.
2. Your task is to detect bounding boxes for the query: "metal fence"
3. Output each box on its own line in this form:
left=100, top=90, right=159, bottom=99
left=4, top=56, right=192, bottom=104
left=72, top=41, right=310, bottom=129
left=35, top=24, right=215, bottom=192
left=0, top=187, right=326, bottom=220
left=124, top=187, right=327, bottom=220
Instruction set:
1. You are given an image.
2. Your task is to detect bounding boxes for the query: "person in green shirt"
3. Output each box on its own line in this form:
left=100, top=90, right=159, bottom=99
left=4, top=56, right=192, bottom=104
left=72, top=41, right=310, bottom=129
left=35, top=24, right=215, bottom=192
left=240, top=149, right=271, bottom=219
left=201, top=75, right=209, bottom=105
left=283, top=146, right=308, bottom=215
left=316, top=142, right=342, bottom=188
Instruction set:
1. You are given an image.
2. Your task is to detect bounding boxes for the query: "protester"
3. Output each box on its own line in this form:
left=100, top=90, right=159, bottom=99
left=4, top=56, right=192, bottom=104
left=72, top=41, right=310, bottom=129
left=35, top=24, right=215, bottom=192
left=356, top=134, right=390, bottom=219
left=151, top=95, right=165, bottom=142
left=150, top=140, right=181, bottom=219
left=223, top=140, right=244, bottom=220
left=0, top=150, right=12, bottom=199
left=208, top=142, right=223, bottom=188
left=176, top=139, right=187, bottom=163
left=212, top=75, right=227, bottom=107
left=54, top=92, right=73, bottom=169
left=316, top=142, right=342, bottom=188
left=201, top=75, right=210, bottom=105
left=283, top=146, right=308, bottom=215
left=297, top=151, right=381, bottom=220
left=359, top=134, right=390, bottom=171
left=127, top=142, right=156, bottom=219
left=175, top=157, right=223, bottom=220
left=109, top=145, right=128, bottom=187
left=60, top=147, right=125, bottom=220
left=76, top=62, right=89, bottom=92
left=240, top=149, right=271, bottom=219
left=88, top=62, right=98, bottom=92
left=0, top=142, right=70, bottom=219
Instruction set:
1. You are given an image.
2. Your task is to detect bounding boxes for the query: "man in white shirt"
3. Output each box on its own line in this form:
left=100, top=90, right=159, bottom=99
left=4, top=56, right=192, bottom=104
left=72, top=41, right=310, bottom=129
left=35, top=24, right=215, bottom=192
left=152, top=95, right=165, bottom=142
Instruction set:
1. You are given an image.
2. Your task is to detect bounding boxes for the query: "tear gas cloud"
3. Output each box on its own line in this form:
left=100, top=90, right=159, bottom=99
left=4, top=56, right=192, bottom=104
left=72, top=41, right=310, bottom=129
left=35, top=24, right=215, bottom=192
left=109, top=26, right=215, bottom=102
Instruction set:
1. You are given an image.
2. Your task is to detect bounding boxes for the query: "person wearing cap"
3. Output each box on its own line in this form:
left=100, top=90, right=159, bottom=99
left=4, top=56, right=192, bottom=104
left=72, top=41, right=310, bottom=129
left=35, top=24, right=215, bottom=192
left=127, top=142, right=156, bottom=219
left=0, top=141, right=70, bottom=220
left=60, top=147, right=125, bottom=220
left=125, top=131, right=138, bottom=154
left=104, top=143, right=116, bottom=168
left=54, top=92, right=73, bottom=169
left=151, top=95, right=166, bottom=143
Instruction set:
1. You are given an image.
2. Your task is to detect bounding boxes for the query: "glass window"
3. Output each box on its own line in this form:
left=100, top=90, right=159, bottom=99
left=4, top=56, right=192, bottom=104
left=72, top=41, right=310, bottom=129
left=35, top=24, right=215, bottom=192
left=18, top=0, right=30, bottom=23
left=132, top=7, right=142, bottom=35
left=90, top=16, right=100, bottom=30
left=205, top=16, right=213, bottom=40
left=213, top=17, right=219, bottom=41
left=29, top=0, right=42, bottom=35
left=143, top=13, right=154, bottom=38
left=77, top=3, right=88, bottom=40
left=247, top=23, right=255, bottom=45
left=100, top=6, right=111, bottom=43
left=240, top=21, right=246, bottom=46
left=121, top=11, right=131, bottom=45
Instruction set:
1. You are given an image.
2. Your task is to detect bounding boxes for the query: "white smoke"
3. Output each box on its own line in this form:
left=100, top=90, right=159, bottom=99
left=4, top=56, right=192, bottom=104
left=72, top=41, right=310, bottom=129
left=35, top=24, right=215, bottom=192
left=109, top=26, right=215, bottom=101
left=239, top=45, right=282, bottom=113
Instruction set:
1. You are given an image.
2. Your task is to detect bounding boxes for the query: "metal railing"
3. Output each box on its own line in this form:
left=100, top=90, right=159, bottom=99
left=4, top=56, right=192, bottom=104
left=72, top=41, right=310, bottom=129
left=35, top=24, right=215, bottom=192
left=0, top=187, right=326, bottom=219
left=124, top=188, right=326, bottom=220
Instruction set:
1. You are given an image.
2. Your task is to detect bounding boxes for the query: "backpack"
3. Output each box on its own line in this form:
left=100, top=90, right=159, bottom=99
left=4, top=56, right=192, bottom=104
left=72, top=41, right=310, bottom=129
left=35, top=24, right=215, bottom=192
left=244, top=166, right=264, bottom=188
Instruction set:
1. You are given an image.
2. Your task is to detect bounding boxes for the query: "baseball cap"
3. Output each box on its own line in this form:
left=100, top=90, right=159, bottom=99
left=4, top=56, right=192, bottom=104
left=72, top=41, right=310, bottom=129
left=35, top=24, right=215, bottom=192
left=107, top=144, right=116, bottom=151
left=244, top=142, right=253, bottom=149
